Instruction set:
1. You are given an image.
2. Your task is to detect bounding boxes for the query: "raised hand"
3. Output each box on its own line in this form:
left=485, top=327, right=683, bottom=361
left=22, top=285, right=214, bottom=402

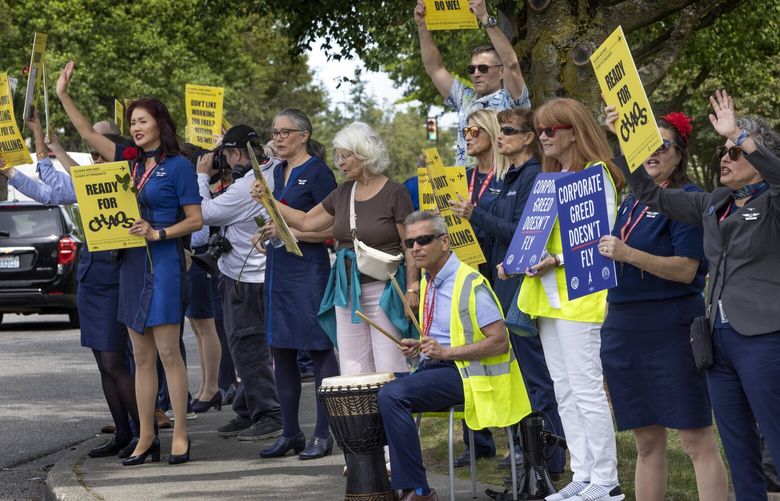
left=28, top=107, right=42, bottom=132
left=468, top=0, right=489, bottom=23
left=604, top=105, right=619, bottom=135
left=708, top=89, right=740, bottom=140
left=56, top=60, right=75, bottom=97
left=414, top=0, right=427, bottom=28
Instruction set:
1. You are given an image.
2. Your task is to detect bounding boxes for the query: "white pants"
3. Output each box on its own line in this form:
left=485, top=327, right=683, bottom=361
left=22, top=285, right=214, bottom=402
left=335, top=280, right=409, bottom=375
left=538, top=317, right=618, bottom=486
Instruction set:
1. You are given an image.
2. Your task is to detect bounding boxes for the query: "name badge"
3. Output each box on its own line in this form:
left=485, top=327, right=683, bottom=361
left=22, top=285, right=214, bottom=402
left=742, top=208, right=760, bottom=221
left=297, top=179, right=308, bottom=186
left=646, top=211, right=659, bottom=218
left=507, top=190, right=517, bottom=196
left=155, top=169, right=167, bottom=177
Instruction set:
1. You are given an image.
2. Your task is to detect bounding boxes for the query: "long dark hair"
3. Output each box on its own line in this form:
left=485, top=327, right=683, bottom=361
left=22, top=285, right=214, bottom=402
left=275, top=108, right=326, bottom=160
left=126, top=98, right=180, bottom=162
left=656, top=117, right=691, bottom=189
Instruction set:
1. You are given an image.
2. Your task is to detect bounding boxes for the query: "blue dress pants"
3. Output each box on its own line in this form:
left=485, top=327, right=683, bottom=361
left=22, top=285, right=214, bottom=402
left=378, top=361, right=464, bottom=491
left=707, top=326, right=780, bottom=500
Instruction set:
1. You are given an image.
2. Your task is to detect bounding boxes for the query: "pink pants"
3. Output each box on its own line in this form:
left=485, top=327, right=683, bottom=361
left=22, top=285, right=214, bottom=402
left=335, top=280, right=409, bottom=375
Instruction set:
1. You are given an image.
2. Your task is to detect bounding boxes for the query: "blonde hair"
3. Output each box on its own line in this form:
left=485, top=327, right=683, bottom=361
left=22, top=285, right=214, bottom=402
left=467, top=109, right=511, bottom=180
left=534, top=98, right=624, bottom=189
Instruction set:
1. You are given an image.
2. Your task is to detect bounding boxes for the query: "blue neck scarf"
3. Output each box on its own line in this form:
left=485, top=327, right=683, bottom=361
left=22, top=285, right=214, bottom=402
left=733, top=180, right=768, bottom=201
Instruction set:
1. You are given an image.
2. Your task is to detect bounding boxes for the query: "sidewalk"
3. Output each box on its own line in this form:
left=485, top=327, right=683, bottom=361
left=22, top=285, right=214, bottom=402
left=46, top=381, right=498, bottom=500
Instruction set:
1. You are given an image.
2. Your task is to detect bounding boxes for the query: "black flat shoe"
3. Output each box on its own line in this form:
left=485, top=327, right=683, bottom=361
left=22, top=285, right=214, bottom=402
left=259, top=432, right=306, bottom=458
left=192, top=393, right=222, bottom=413
left=88, top=434, right=132, bottom=458
left=298, top=435, right=333, bottom=460
left=118, top=437, right=139, bottom=459
left=122, top=437, right=160, bottom=466
left=168, top=438, right=191, bottom=465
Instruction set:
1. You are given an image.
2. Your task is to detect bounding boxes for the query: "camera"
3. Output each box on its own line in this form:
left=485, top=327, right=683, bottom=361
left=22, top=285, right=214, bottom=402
left=191, top=233, right=233, bottom=275
left=192, top=146, right=230, bottom=184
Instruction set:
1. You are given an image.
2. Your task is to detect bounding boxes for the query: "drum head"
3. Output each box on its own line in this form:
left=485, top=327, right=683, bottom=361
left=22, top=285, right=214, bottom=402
left=320, top=372, right=395, bottom=388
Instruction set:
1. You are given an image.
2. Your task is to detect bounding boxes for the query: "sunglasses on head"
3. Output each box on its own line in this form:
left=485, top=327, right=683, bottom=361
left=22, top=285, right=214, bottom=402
left=462, top=126, right=483, bottom=139
left=717, top=145, right=743, bottom=161
left=404, top=233, right=445, bottom=249
left=653, top=139, right=674, bottom=155
left=466, top=64, right=503, bottom=75
left=537, top=125, right=573, bottom=138
left=499, top=126, right=529, bottom=136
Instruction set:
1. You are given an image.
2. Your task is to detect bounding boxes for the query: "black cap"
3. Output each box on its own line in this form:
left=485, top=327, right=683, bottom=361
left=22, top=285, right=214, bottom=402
left=221, top=125, right=259, bottom=149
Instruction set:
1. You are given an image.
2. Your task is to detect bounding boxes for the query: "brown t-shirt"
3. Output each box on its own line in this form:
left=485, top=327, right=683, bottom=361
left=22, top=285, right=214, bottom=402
left=322, top=179, right=414, bottom=258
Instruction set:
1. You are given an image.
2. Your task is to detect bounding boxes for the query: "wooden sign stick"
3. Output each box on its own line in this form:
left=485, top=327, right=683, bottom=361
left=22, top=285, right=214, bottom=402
left=356, top=311, right=404, bottom=347
left=388, top=273, right=423, bottom=336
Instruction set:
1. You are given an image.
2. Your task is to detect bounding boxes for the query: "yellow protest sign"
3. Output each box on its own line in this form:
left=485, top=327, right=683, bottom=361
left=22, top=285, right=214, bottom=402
left=22, top=32, right=47, bottom=124
left=247, top=144, right=302, bottom=257
left=185, top=84, right=224, bottom=149
left=424, top=0, right=478, bottom=30
left=70, top=162, right=147, bottom=252
left=221, top=117, right=232, bottom=135
left=422, top=148, right=485, bottom=267
left=0, top=73, right=32, bottom=168
left=418, top=165, right=467, bottom=213
left=114, top=99, right=125, bottom=135
left=591, top=25, right=662, bottom=172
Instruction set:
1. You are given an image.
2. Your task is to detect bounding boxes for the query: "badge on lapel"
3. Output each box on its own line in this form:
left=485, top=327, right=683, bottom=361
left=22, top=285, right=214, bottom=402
left=646, top=211, right=659, bottom=218
left=707, top=206, right=715, bottom=216
left=742, top=208, right=761, bottom=221
left=297, top=179, right=308, bottom=186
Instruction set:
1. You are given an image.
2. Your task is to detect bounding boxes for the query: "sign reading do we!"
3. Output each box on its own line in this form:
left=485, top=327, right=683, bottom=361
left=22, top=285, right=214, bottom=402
left=185, top=84, right=224, bottom=149
left=71, top=162, right=146, bottom=252
left=424, top=0, right=478, bottom=30
left=591, top=26, right=662, bottom=172
left=556, top=167, right=616, bottom=300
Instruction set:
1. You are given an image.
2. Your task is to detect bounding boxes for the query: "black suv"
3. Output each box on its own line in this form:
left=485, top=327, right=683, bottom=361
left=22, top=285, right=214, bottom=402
left=0, top=202, right=83, bottom=327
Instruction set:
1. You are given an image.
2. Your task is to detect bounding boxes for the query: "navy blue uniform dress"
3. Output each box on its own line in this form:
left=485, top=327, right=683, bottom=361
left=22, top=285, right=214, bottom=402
left=601, top=183, right=711, bottom=431
left=465, top=167, right=502, bottom=278
left=265, top=156, right=336, bottom=350
left=115, top=149, right=202, bottom=333
left=77, top=248, right=128, bottom=352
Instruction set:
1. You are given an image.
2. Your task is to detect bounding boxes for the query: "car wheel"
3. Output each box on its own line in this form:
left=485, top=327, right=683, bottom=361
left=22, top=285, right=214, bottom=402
left=68, top=311, right=80, bottom=329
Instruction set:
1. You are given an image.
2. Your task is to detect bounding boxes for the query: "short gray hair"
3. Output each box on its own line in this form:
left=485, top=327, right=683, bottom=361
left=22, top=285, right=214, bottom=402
left=737, top=116, right=780, bottom=157
left=333, top=122, right=390, bottom=175
left=403, top=211, right=447, bottom=234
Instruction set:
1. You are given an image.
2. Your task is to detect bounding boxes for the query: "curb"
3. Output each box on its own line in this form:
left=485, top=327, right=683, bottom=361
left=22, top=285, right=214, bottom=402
left=45, top=436, right=102, bottom=501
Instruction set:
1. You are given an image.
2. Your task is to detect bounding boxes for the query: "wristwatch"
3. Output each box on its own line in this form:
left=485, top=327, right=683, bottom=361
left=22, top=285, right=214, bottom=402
left=158, top=229, right=167, bottom=241
left=483, top=15, right=498, bottom=28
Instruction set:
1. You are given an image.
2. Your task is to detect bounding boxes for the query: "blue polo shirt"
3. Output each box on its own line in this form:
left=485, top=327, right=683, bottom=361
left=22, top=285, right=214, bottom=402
left=607, top=183, right=707, bottom=304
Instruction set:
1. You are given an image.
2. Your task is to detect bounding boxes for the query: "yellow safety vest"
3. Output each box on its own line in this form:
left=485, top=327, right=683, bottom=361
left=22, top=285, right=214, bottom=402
left=420, top=260, right=532, bottom=430
left=518, top=162, right=618, bottom=323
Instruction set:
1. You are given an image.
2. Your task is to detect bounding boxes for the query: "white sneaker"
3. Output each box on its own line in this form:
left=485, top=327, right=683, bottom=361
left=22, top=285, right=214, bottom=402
left=545, top=481, right=589, bottom=501
left=570, top=483, right=625, bottom=501
left=166, top=410, right=198, bottom=421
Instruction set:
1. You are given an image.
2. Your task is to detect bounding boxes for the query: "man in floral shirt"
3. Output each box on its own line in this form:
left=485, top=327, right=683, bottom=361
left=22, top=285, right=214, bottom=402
left=414, top=0, right=531, bottom=167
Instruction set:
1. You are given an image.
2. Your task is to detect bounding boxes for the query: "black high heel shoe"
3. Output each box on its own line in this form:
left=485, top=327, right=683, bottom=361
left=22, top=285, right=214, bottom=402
left=191, top=393, right=222, bottom=413
left=168, top=438, right=191, bottom=465
left=259, top=432, right=306, bottom=458
left=298, top=435, right=333, bottom=460
left=122, top=437, right=160, bottom=466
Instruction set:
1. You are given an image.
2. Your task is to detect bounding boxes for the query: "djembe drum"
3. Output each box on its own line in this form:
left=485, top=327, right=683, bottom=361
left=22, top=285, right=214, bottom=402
left=319, top=373, right=396, bottom=501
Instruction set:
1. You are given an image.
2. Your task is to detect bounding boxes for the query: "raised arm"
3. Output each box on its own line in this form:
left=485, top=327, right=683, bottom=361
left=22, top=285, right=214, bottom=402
left=414, top=0, right=455, bottom=100
left=45, top=132, right=78, bottom=173
left=470, top=0, right=525, bottom=100
left=55, top=61, right=115, bottom=161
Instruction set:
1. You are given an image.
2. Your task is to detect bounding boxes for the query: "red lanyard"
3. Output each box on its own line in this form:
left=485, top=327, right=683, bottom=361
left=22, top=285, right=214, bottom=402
left=468, top=167, right=494, bottom=204
left=422, top=280, right=436, bottom=337
left=133, top=160, right=160, bottom=195
left=719, top=200, right=733, bottom=223
left=619, top=199, right=648, bottom=242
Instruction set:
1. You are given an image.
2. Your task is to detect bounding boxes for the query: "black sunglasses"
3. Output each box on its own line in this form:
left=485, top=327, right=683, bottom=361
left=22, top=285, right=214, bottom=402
left=537, top=125, right=573, bottom=138
left=90, top=151, right=101, bottom=161
left=717, top=145, right=743, bottom=161
left=653, top=139, right=674, bottom=155
left=466, top=64, right=503, bottom=75
left=404, top=233, right=446, bottom=249
left=500, top=126, right=528, bottom=136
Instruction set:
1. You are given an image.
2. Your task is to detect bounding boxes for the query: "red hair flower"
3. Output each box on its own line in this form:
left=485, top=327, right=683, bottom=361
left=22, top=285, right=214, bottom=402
left=280, top=198, right=289, bottom=206
left=122, top=146, right=139, bottom=161
left=660, top=112, right=693, bottom=145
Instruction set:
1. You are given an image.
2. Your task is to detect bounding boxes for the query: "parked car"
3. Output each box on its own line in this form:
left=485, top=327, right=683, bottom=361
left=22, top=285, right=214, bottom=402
left=0, top=201, right=83, bottom=327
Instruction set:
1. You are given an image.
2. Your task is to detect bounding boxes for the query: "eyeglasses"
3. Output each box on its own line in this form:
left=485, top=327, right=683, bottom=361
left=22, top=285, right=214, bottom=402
left=653, top=139, right=674, bottom=155
left=499, top=126, right=528, bottom=136
left=717, top=145, right=743, bottom=161
left=270, top=128, right=302, bottom=139
left=334, top=151, right=354, bottom=164
left=466, top=64, right=503, bottom=75
left=537, top=125, right=573, bottom=138
left=404, top=233, right=446, bottom=249
left=462, top=126, right=483, bottom=139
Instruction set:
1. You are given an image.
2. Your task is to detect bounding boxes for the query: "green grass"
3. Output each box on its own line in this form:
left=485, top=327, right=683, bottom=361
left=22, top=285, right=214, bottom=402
left=419, top=418, right=727, bottom=500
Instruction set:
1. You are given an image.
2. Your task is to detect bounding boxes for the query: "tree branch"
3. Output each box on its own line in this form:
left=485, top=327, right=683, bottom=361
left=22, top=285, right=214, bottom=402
left=668, top=66, right=710, bottom=110
left=638, top=0, right=722, bottom=94
left=606, top=0, right=697, bottom=33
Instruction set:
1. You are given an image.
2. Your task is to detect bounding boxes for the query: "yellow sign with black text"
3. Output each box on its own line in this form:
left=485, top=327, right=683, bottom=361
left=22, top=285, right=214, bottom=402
left=71, top=162, right=147, bottom=252
left=591, top=25, right=662, bottom=172
left=0, top=73, right=32, bottom=168
left=114, top=99, right=125, bottom=136
left=423, top=0, right=478, bottom=30
left=185, top=84, right=224, bottom=149
left=422, top=148, right=485, bottom=267
left=22, top=32, right=47, bottom=124
left=418, top=165, right=468, bottom=213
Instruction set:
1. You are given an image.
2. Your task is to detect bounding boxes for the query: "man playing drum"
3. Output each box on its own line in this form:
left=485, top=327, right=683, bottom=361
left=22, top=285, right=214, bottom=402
left=378, top=211, right=532, bottom=501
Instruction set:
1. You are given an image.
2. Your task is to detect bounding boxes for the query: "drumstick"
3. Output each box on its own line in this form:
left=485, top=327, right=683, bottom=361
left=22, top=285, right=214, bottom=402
left=355, top=311, right=404, bottom=347
left=388, top=273, right=423, bottom=336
